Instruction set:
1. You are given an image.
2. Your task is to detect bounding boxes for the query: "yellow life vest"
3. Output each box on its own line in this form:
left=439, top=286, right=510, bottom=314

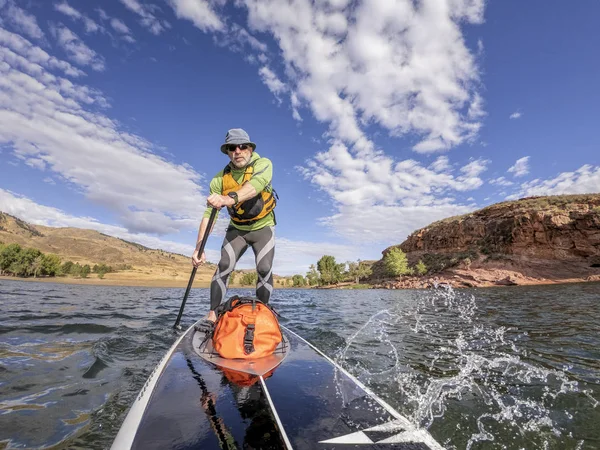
left=222, top=160, right=276, bottom=225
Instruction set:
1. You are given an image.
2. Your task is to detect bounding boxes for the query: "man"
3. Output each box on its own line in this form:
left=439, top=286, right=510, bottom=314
left=192, top=128, right=276, bottom=322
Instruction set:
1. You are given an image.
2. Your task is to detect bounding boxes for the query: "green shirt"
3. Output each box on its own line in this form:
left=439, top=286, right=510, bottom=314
left=202, top=152, right=276, bottom=231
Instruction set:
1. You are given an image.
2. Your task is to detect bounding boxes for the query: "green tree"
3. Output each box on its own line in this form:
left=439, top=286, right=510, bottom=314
left=358, top=261, right=372, bottom=281
left=384, top=247, right=410, bottom=276
left=415, top=260, right=428, bottom=276
left=306, top=264, right=319, bottom=286
left=92, top=263, right=112, bottom=278
left=292, top=274, right=306, bottom=287
left=229, top=271, right=237, bottom=284
left=0, top=243, right=22, bottom=274
left=31, top=255, right=44, bottom=277
left=347, top=260, right=372, bottom=283
left=9, top=247, right=42, bottom=277
left=96, top=264, right=113, bottom=273
left=61, top=261, right=74, bottom=276
left=70, top=263, right=82, bottom=277
left=317, top=255, right=343, bottom=285
left=240, top=272, right=258, bottom=286
left=42, top=254, right=61, bottom=276
left=81, top=264, right=91, bottom=278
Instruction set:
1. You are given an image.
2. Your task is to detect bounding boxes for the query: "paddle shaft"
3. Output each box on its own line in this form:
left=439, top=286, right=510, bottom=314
left=174, top=208, right=218, bottom=329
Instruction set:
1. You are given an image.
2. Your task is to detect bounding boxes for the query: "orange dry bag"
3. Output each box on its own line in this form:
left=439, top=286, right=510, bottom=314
left=212, top=296, right=282, bottom=360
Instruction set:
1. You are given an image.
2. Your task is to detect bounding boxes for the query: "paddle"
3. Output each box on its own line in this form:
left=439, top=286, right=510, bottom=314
left=174, top=208, right=218, bottom=330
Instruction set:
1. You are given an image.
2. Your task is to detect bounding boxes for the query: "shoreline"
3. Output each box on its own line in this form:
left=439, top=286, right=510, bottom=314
left=0, top=275, right=308, bottom=289
left=0, top=275, right=211, bottom=288
left=3, top=274, right=600, bottom=290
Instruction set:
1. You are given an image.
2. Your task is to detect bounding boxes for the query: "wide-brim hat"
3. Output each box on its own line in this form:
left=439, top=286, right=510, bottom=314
left=220, top=128, right=257, bottom=154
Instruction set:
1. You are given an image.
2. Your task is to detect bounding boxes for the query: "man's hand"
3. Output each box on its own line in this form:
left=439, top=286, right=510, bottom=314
left=207, top=193, right=235, bottom=209
left=192, top=249, right=206, bottom=267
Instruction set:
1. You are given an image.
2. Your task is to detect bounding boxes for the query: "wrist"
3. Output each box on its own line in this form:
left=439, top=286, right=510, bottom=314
left=227, top=191, right=239, bottom=206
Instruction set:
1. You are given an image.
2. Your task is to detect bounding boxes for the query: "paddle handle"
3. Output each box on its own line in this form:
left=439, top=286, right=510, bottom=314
left=174, top=208, right=217, bottom=329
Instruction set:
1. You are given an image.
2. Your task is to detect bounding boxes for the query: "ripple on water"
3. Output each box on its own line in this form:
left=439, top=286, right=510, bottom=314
left=0, top=332, right=120, bottom=449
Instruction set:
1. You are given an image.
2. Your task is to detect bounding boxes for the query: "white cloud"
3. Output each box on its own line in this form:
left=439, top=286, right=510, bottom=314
left=508, top=156, right=530, bottom=177
left=0, top=28, right=207, bottom=235
left=460, top=158, right=489, bottom=179
left=509, top=111, right=522, bottom=119
left=169, top=0, right=223, bottom=32
left=109, top=17, right=136, bottom=43
left=5, top=3, right=44, bottom=39
left=290, top=91, right=302, bottom=122
left=54, top=1, right=82, bottom=19
left=119, top=0, right=169, bottom=35
left=50, top=24, right=105, bottom=71
left=85, top=7, right=135, bottom=42
left=489, top=176, right=514, bottom=187
left=259, top=66, right=286, bottom=103
left=55, top=1, right=102, bottom=34
left=244, top=0, right=486, bottom=153
left=429, top=156, right=451, bottom=172
left=110, top=18, right=131, bottom=34
left=297, top=140, right=488, bottom=242
left=0, top=27, right=85, bottom=77
left=513, top=165, right=600, bottom=198
left=468, top=92, right=486, bottom=120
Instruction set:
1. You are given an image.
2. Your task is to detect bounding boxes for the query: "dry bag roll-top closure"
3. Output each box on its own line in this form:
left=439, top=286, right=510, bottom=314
left=212, top=296, right=282, bottom=360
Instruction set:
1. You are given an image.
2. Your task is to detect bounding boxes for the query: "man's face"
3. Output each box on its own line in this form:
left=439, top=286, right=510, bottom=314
left=227, top=144, right=253, bottom=169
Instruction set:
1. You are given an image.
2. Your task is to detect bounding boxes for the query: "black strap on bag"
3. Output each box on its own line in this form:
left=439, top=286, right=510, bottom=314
left=244, top=324, right=255, bottom=355
left=243, top=298, right=256, bottom=355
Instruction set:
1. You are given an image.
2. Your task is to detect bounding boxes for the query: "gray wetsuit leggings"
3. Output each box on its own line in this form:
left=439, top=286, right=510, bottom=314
left=210, top=225, right=275, bottom=311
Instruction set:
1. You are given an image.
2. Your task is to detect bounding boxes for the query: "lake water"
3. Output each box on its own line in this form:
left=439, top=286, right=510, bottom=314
left=1, top=279, right=599, bottom=449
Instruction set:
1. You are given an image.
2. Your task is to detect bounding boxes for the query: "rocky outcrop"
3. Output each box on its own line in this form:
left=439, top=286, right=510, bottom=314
left=376, top=195, right=600, bottom=288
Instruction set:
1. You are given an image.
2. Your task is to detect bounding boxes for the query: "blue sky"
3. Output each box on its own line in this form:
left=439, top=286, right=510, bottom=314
left=0, top=0, right=598, bottom=275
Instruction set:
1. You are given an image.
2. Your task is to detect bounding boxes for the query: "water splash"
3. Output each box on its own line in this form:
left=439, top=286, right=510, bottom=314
left=334, top=286, right=597, bottom=449
left=335, top=310, right=401, bottom=378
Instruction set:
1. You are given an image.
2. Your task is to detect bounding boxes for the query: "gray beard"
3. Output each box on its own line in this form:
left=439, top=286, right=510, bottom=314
left=231, top=159, right=250, bottom=169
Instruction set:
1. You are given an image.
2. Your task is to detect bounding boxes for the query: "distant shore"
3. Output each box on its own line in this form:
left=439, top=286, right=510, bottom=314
left=0, top=275, right=301, bottom=289
left=0, top=274, right=212, bottom=288
left=5, top=273, right=599, bottom=290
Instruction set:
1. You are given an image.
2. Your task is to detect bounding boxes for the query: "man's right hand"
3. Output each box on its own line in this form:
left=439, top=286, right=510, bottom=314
left=192, top=249, right=206, bottom=267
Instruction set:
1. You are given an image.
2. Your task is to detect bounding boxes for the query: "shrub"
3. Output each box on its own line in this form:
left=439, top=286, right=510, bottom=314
left=415, top=260, right=427, bottom=275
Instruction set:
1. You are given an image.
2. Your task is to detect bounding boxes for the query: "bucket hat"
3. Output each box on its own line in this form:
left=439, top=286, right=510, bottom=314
left=220, top=128, right=256, bottom=154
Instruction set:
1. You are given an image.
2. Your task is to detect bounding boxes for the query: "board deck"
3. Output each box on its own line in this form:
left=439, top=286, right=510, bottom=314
left=111, top=321, right=444, bottom=450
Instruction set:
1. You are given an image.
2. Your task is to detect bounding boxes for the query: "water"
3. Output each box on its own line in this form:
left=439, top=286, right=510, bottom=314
left=0, top=279, right=599, bottom=449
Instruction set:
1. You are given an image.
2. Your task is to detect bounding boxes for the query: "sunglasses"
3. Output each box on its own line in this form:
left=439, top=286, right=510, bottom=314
left=226, top=144, right=252, bottom=152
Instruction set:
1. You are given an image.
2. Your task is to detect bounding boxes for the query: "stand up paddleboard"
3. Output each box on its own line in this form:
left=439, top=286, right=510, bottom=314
left=111, top=320, right=444, bottom=449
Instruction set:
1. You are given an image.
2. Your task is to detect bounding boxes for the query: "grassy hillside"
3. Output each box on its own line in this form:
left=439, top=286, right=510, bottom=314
left=0, top=212, right=217, bottom=286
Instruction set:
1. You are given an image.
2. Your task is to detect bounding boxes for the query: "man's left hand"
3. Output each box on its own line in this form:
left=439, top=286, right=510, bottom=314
left=207, top=194, right=235, bottom=209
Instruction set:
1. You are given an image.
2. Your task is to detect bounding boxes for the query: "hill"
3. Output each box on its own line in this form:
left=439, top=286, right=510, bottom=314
left=373, top=194, right=600, bottom=288
left=0, top=212, right=217, bottom=287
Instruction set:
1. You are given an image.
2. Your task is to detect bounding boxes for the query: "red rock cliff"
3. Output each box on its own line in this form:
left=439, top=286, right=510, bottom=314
left=377, top=194, right=600, bottom=287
